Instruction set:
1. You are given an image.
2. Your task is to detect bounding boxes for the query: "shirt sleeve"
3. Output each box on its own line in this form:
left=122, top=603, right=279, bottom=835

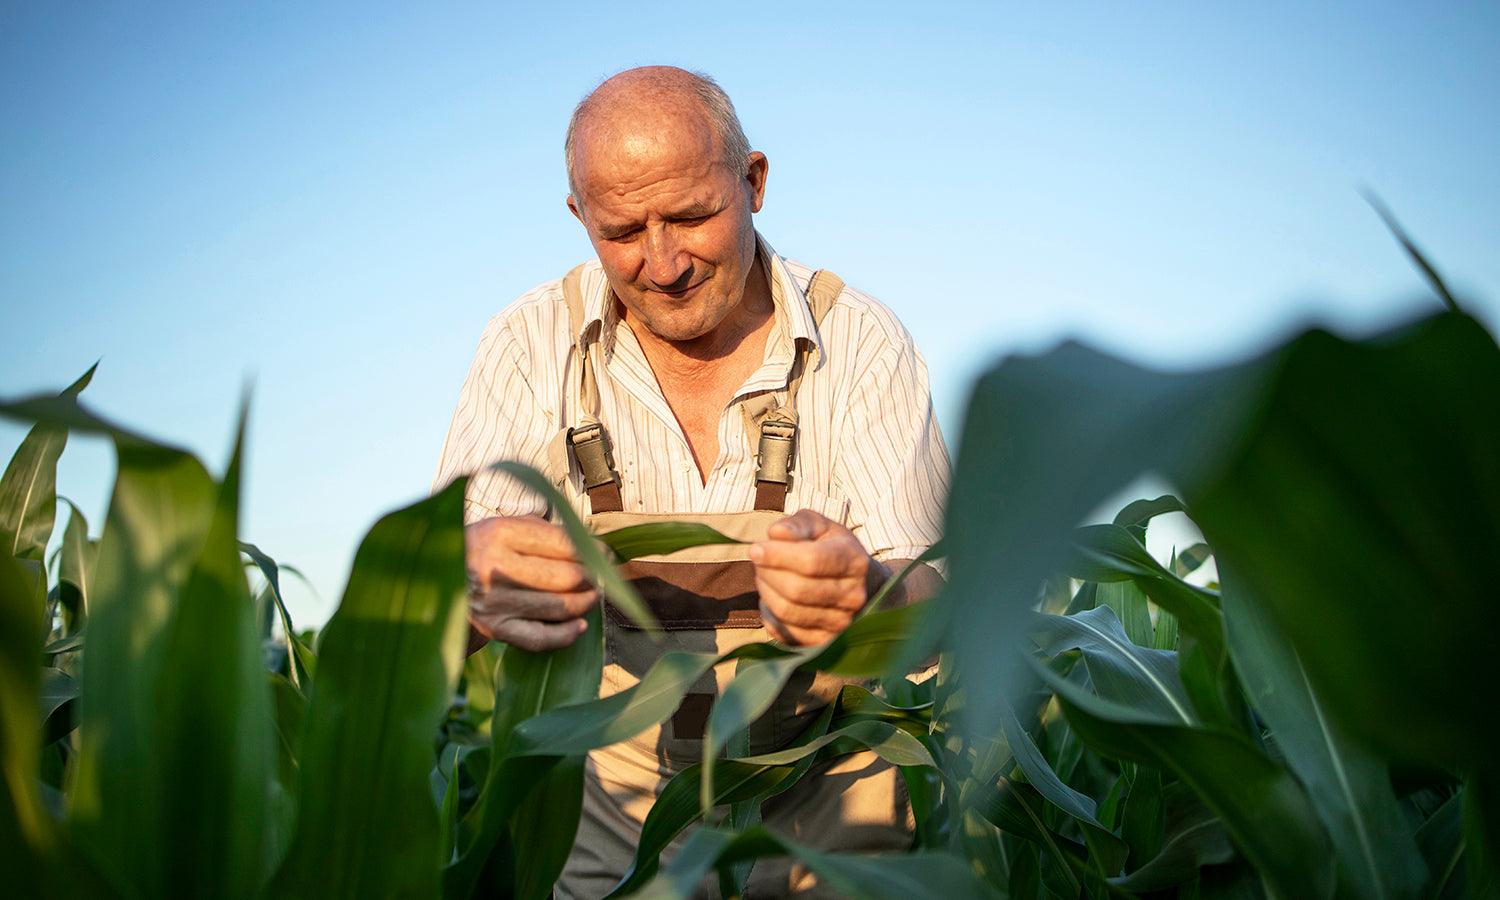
left=431, top=319, right=555, bottom=524
left=833, top=325, right=951, bottom=570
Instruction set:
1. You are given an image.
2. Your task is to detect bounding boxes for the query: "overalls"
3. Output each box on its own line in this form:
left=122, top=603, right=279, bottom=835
left=545, top=263, right=913, bottom=898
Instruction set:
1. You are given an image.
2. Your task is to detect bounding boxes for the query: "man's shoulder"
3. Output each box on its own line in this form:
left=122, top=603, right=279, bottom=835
left=780, top=256, right=918, bottom=357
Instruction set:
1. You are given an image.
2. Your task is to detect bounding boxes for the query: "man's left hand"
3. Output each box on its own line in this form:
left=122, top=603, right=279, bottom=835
left=749, top=509, right=887, bottom=646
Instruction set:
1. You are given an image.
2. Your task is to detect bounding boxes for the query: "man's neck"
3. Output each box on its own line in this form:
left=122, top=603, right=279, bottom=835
left=620, top=258, right=776, bottom=382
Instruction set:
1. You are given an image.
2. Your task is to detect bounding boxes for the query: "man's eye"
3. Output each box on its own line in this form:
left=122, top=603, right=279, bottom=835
left=604, top=228, right=640, bottom=242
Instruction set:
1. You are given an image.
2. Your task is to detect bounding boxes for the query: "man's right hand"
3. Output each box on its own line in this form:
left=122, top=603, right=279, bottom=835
left=465, top=515, right=597, bottom=652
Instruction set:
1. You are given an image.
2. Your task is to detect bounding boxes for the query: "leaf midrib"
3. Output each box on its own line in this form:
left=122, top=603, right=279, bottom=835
left=1074, top=614, right=1195, bottom=724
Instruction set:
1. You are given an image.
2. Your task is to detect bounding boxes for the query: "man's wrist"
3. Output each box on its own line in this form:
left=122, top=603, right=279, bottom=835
left=864, top=555, right=897, bottom=608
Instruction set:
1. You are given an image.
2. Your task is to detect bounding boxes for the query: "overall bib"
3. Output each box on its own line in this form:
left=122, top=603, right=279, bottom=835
left=546, top=264, right=912, bottom=898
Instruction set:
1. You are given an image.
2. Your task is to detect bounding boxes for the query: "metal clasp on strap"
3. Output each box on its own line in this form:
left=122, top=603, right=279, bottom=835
left=755, top=419, right=797, bottom=486
left=569, top=422, right=619, bottom=490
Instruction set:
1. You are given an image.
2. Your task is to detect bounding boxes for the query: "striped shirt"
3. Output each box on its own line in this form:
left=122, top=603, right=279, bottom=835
left=431, top=234, right=949, bottom=564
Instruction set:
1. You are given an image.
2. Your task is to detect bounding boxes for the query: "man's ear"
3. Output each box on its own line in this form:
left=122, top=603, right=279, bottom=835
left=745, top=151, right=768, bottom=213
left=567, top=194, right=585, bottom=225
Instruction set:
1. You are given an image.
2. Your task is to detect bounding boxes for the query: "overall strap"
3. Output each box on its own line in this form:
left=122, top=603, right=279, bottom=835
left=751, top=268, right=845, bottom=511
left=560, top=264, right=624, bottom=513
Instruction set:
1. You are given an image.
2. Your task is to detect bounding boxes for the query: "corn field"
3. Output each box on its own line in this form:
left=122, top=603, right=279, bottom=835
left=3, top=246, right=1498, bottom=898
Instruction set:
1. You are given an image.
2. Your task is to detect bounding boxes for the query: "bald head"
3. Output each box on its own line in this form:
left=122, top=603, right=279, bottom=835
left=565, top=66, right=752, bottom=201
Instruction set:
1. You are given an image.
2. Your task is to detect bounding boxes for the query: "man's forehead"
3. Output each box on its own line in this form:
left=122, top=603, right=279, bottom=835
left=574, top=120, right=727, bottom=196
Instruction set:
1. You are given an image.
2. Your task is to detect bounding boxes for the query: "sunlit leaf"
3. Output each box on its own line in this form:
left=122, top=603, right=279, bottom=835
left=272, top=479, right=470, bottom=898
left=0, top=364, right=94, bottom=563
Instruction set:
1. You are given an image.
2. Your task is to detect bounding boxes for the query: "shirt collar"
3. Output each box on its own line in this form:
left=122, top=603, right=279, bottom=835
left=575, top=232, right=826, bottom=372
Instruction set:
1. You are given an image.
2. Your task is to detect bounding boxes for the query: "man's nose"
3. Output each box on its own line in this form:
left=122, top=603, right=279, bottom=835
left=642, top=226, right=691, bottom=290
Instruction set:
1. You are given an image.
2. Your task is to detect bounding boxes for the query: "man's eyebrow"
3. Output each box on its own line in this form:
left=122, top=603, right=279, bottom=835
left=596, top=218, right=640, bottom=237
left=670, top=201, right=719, bottom=218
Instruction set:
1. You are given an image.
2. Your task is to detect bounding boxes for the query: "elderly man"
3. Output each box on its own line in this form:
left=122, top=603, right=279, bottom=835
left=433, top=66, right=949, bottom=898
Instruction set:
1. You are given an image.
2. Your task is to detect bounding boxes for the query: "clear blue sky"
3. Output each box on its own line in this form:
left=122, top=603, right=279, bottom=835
left=4, top=2, right=1497, bottom=627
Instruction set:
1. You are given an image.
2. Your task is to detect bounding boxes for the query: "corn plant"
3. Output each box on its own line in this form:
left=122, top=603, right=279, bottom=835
left=3, top=227, right=1498, bottom=898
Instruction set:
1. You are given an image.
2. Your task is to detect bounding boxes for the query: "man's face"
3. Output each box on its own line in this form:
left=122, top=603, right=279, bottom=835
left=568, top=122, right=767, bottom=344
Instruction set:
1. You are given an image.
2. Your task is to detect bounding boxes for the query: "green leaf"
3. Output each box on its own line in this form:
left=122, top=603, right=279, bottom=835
left=701, top=645, right=821, bottom=813
left=150, top=414, right=275, bottom=899
left=944, top=309, right=1500, bottom=795
left=1095, top=580, right=1153, bottom=648
left=0, top=553, right=51, bottom=893
left=445, top=603, right=605, bottom=900
left=1113, top=494, right=1185, bottom=541
left=491, top=460, right=657, bottom=632
left=607, top=702, right=840, bottom=898
left=1033, top=656, right=1335, bottom=898
left=241, top=541, right=316, bottom=692
left=1415, top=792, right=1467, bottom=900
left=1069, top=524, right=1223, bottom=662
left=53, top=416, right=219, bottom=896
left=503, top=617, right=604, bottom=900
left=271, top=479, right=471, bottom=898
left=633, top=826, right=1000, bottom=900
left=56, top=497, right=97, bottom=631
left=38, top=666, right=77, bottom=744
left=970, top=777, right=1086, bottom=895
left=1363, top=191, right=1461, bottom=314
left=730, top=719, right=934, bottom=768
left=42, top=629, right=83, bottom=655
left=0, top=364, right=94, bottom=562
left=1032, top=606, right=1195, bottom=724
left=1223, top=577, right=1427, bottom=899
left=1180, top=314, right=1500, bottom=773
left=266, top=671, right=306, bottom=800
left=1110, top=793, right=1235, bottom=892
left=8, top=391, right=277, bottom=898
left=1119, top=764, right=1164, bottom=871
left=596, top=521, right=741, bottom=561
left=997, top=694, right=1119, bottom=855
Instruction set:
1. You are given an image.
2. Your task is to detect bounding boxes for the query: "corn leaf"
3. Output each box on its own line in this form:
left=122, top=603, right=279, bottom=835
left=942, top=311, right=1500, bottom=813
left=0, top=364, right=93, bottom=563
left=150, top=412, right=275, bottom=899
left=597, top=521, right=741, bottom=561
left=56, top=497, right=96, bottom=632
left=240, top=541, right=315, bottom=692
left=498, top=607, right=604, bottom=900
left=0, top=552, right=51, bottom=894
left=1032, top=656, right=1335, bottom=898
left=634, top=825, right=1000, bottom=900
left=38, top=666, right=77, bottom=744
left=443, top=603, right=604, bottom=899
left=1109, top=794, right=1234, bottom=892
left=489, top=460, right=656, bottom=632
left=271, top=478, right=470, bottom=898
left=35, top=406, right=219, bottom=897
left=1223, top=575, right=1427, bottom=898
left=1032, top=607, right=1195, bottom=724
left=996, top=693, right=1122, bottom=864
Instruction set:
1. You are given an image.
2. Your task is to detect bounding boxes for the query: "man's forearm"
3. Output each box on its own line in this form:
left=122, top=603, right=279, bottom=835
left=866, top=558, right=945, bottom=609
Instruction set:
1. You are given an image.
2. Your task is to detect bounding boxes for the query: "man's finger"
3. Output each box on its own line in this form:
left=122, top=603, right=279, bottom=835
left=475, top=587, right=597, bottom=623
left=760, top=588, right=854, bottom=631
left=474, top=551, right=591, bottom=594
left=491, top=616, right=588, bottom=653
left=780, top=622, right=835, bottom=646
left=766, top=509, right=834, bottom=542
left=759, top=602, right=793, bottom=645
left=490, top=516, right=580, bottom=560
left=750, top=536, right=865, bottom=578
left=754, top=566, right=864, bottom=610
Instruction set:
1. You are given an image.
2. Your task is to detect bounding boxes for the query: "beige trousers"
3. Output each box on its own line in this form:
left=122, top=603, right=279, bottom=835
left=556, top=511, right=912, bottom=899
